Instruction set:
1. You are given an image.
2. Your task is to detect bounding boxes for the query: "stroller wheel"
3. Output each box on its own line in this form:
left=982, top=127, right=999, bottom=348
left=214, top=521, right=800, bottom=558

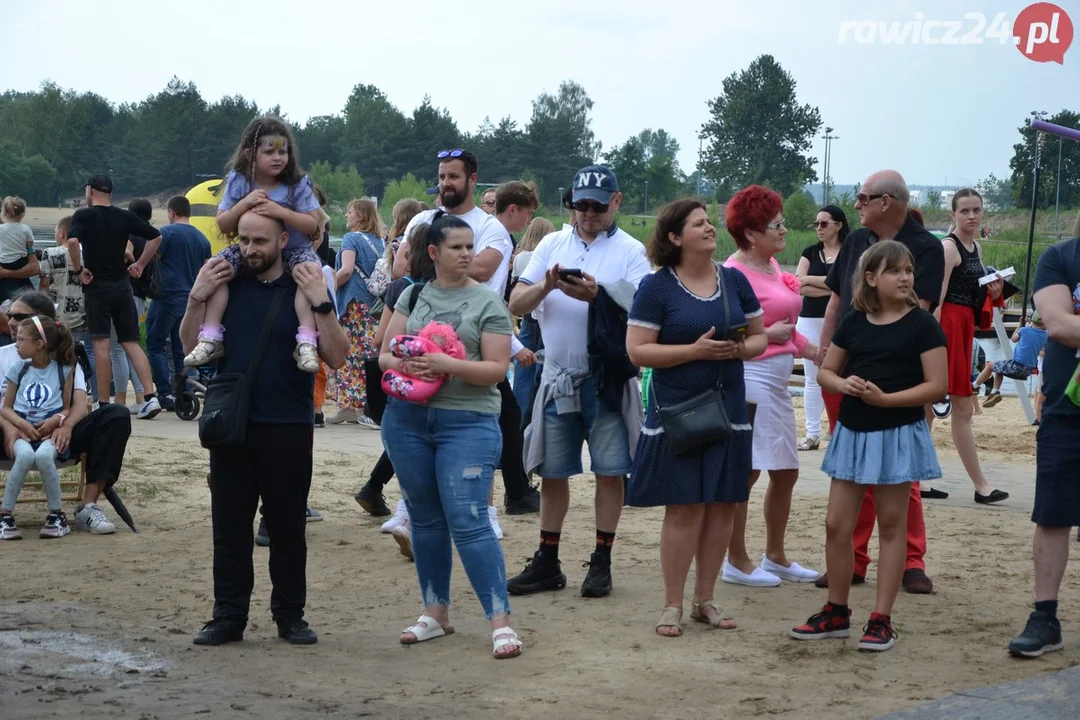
left=175, top=391, right=201, bottom=421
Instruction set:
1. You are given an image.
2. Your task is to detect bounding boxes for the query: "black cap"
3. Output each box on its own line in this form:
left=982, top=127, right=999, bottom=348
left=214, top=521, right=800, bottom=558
left=83, top=174, right=113, bottom=194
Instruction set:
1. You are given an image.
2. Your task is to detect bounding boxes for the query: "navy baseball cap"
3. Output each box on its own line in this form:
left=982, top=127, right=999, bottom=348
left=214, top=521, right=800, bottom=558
left=571, top=165, right=619, bottom=204
left=83, top=174, right=113, bottom=194
left=425, top=185, right=439, bottom=196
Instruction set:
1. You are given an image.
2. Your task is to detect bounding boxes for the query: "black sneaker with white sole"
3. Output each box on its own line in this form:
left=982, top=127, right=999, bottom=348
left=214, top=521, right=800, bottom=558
left=1008, top=611, right=1063, bottom=658
left=507, top=550, right=567, bottom=595
left=39, top=511, right=71, bottom=538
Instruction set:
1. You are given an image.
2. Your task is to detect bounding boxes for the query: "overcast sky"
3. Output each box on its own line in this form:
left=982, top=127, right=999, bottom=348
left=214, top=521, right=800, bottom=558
left=5, top=0, right=1077, bottom=188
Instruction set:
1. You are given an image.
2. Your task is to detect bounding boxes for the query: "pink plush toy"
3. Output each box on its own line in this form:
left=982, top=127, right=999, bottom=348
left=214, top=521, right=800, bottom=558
left=381, top=321, right=467, bottom=403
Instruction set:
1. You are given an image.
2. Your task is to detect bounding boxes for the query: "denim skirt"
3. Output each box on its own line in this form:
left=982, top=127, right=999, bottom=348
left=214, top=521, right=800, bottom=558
left=821, top=420, right=941, bottom=485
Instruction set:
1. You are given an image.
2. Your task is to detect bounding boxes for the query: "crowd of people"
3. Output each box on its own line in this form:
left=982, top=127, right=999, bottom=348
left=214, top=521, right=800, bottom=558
left=0, top=113, right=1077, bottom=665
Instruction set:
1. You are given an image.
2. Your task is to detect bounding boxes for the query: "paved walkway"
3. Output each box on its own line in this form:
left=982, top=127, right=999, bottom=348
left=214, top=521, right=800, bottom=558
left=880, top=666, right=1080, bottom=719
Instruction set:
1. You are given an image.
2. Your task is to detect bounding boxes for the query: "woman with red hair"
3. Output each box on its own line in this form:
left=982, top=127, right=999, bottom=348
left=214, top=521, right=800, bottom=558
left=722, top=186, right=821, bottom=587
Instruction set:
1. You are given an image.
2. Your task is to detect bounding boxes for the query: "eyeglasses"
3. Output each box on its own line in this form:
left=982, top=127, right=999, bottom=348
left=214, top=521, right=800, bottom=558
left=765, top=218, right=786, bottom=230
left=572, top=200, right=609, bottom=214
left=811, top=221, right=835, bottom=229
left=8, top=313, right=32, bottom=322
left=437, top=149, right=464, bottom=159
left=856, top=193, right=886, bottom=205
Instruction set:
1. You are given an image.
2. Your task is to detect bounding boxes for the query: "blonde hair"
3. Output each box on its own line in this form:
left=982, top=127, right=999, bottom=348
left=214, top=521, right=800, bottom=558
left=347, top=197, right=385, bottom=236
left=2, top=196, right=27, bottom=221
left=519, top=217, right=555, bottom=253
left=851, top=240, right=917, bottom=314
left=389, top=199, right=428, bottom=242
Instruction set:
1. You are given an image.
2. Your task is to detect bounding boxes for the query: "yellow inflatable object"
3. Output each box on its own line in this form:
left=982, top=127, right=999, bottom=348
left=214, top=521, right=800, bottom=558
left=185, top=178, right=230, bottom=254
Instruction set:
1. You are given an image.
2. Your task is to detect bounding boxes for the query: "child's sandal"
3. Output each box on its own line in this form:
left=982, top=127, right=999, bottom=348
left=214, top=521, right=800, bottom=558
left=184, top=339, right=223, bottom=368
left=293, top=343, right=320, bottom=374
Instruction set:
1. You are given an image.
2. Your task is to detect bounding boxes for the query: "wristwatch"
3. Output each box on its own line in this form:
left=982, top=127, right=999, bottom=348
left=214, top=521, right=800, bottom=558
left=311, top=301, right=334, bottom=315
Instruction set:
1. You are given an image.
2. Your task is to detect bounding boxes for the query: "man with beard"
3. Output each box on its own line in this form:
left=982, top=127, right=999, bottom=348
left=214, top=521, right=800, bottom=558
left=396, top=151, right=540, bottom=526
left=181, top=211, right=348, bottom=646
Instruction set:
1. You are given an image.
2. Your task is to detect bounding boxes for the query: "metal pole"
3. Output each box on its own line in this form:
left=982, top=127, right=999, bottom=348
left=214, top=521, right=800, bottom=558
left=1054, top=136, right=1062, bottom=233
left=697, top=136, right=703, bottom=198
left=1021, top=134, right=1042, bottom=322
left=558, top=187, right=564, bottom=216
left=644, top=181, right=649, bottom=214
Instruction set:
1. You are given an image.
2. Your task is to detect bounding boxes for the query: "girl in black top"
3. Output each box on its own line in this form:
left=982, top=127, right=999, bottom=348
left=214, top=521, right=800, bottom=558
left=791, top=241, right=946, bottom=653
left=795, top=205, right=849, bottom=450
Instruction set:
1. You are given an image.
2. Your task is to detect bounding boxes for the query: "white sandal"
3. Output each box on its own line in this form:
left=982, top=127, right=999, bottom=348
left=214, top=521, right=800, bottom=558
left=400, top=615, right=454, bottom=645
left=492, top=626, right=522, bottom=659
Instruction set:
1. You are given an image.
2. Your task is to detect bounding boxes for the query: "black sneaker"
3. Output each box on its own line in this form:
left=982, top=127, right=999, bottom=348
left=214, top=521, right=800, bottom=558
left=277, top=618, right=318, bottom=645
left=255, top=517, right=270, bottom=547
left=314, top=412, right=325, bottom=428
left=581, top=552, right=613, bottom=598
left=161, top=394, right=176, bottom=412
left=354, top=481, right=392, bottom=517
left=1008, top=611, right=1063, bottom=658
left=507, top=550, right=567, bottom=595
left=193, top=619, right=245, bottom=646
left=505, top=485, right=541, bottom=515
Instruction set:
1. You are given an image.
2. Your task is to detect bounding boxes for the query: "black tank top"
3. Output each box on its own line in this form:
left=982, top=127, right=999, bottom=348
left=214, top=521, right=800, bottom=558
left=943, top=234, right=983, bottom=308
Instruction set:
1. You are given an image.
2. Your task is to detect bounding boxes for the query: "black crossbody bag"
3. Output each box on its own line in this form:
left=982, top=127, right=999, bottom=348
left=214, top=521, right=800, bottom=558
left=653, top=265, right=734, bottom=455
left=198, top=287, right=287, bottom=449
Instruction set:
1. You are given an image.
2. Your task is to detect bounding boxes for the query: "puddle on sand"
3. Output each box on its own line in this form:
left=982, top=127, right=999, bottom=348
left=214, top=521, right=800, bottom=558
left=0, top=630, right=167, bottom=679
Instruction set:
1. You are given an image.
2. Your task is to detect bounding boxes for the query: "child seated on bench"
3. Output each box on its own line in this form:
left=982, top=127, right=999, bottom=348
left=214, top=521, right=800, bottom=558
left=0, top=316, right=76, bottom=540
left=973, top=311, right=1048, bottom=408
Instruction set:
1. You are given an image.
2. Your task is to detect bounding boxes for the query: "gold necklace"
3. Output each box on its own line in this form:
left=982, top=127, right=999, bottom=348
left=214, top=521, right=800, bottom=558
left=740, top=251, right=775, bottom=274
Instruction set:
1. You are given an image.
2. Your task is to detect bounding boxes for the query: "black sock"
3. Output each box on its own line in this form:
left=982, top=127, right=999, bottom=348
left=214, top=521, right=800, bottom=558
left=827, top=602, right=848, bottom=612
left=539, top=530, right=560, bottom=561
left=595, top=529, right=616, bottom=557
left=144, top=392, right=156, bottom=401
left=1035, top=600, right=1058, bottom=619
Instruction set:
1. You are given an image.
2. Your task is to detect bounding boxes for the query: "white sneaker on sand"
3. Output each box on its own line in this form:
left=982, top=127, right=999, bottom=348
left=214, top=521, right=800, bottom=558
left=380, top=500, right=409, bottom=534
left=136, top=396, right=161, bottom=420
left=721, top=559, right=781, bottom=587
left=355, top=415, right=381, bottom=431
left=392, top=519, right=413, bottom=561
left=74, top=504, right=116, bottom=535
left=488, top=505, right=503, bottom=540
left=760, top=554, right=820, bottom=583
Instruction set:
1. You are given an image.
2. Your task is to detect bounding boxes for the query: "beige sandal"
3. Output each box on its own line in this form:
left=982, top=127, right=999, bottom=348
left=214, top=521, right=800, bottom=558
left=655, top=606, right=683, bottom=637
left=691, top=600, right=736, bottom=629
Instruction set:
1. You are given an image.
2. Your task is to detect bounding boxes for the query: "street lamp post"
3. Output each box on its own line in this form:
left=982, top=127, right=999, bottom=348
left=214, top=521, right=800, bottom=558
left=644, top=181, right=649, bottom=214
left=558, top=186, right=564, bottom=216
left=696, top=135, right=703, bottom=198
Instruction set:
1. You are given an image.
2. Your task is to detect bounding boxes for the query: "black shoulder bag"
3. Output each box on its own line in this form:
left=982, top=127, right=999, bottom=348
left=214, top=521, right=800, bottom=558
left=364, top=281, right=425, bottom=425
left=198, top=286, right=287, bottom=449
left=653, top=265, right=734, bottom=456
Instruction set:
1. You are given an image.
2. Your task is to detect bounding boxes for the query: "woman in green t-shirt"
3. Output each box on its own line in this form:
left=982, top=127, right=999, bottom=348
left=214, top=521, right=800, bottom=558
left=379, top=212, right=522, bottom=660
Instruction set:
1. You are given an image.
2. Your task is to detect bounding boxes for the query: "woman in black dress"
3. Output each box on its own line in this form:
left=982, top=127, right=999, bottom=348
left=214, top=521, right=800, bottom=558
left=626, top=199, right=767, bottom=637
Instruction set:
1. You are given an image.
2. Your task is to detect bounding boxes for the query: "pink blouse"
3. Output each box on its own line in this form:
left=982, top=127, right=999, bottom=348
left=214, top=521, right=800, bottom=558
left=723, top=256, right=810, bottom=361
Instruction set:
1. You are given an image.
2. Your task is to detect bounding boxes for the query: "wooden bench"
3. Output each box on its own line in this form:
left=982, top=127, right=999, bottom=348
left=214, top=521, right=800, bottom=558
left=0, top=453, right=87, bottom=505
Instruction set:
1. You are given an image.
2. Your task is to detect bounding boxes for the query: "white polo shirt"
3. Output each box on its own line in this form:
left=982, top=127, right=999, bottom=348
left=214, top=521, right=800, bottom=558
left=519, top=225, right=650, bottom=369
left=0, top=344, right=88, bottom=394
left=403, top=206, right=513, bottom=296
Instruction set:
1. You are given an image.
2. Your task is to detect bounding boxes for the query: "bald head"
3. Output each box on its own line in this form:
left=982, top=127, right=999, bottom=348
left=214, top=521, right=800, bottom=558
left=237, top=210, right=288, bottom=277
left=238, top=210, right=285, bottom=238
left=863, top=170, right=910, bottom=205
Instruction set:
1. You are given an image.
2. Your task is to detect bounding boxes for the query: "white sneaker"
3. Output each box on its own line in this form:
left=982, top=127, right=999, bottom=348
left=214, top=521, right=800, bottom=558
left=488, top=505, right=504, bottom=540
left=760, top=554, right=820, bottom=583
left=380, top=500, right=409, bottom=534
left=136, top=397, right=161, bottom=420
left=392, top=519, right=413, bottom=561
left=721, top=559, right=781, bottom=587
left=74, top=503, right=117, bottom=535
left=355, top=415, right=381, bottom=431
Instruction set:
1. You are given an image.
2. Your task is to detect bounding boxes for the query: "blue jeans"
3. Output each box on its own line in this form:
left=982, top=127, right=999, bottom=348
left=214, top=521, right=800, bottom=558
left=146, top=294, right=188, bottom=395
left=512, top=316, right=541, bottom=424
left=381, top=399, right=510, bottom=619
left=2, top=439, right=62, bottom=511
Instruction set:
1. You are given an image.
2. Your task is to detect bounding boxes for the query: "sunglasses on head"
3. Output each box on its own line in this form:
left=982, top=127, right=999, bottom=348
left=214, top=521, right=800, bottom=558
left=437, top=149, right=464, bottom=159
left=572, top=200, right=609, bottom=214
left=856, top=193, right=886, bottom=204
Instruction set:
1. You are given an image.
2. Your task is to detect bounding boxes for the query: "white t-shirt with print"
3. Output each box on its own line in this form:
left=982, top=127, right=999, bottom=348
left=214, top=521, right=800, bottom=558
left=39, top=245, right=87, bottom=331
left=519, top=225, right=651, bottom=369
left=403, top=206, right=514, bottom=296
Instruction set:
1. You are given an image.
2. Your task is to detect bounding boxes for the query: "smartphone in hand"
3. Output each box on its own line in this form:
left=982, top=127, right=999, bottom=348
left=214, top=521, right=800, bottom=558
left=726, top=324, right=748, bottom=342
left=557, top=268, right=584, bottom=282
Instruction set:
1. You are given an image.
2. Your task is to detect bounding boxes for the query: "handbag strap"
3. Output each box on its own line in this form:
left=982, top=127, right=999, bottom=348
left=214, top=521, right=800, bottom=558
left=243, top=285, right=289, bottom=385
left=351, top=233, right=383, bottom=280
left=654, top=264, right=731, bottom=411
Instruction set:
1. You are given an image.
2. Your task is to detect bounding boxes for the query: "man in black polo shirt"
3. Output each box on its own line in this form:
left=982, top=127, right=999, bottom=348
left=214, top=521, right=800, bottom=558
left=815, top=169, right=945, bottom=595
left=69, top=174, right=162, bottom=418
left=181, top=211, right=348, bottom=646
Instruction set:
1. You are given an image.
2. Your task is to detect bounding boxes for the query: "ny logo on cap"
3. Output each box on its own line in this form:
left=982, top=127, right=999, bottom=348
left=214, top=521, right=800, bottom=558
left=576, top=171, right=609, bottom=188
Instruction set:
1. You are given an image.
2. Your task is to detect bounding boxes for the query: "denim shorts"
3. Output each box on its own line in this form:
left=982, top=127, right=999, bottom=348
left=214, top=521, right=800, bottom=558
left=537, top=375, right=631, bottom=479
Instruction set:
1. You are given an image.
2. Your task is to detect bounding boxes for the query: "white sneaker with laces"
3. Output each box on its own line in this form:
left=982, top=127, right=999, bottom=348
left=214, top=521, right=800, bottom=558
left=355, top=415, right=381, bottom=431
left=137, top=396, right=162, bottom=420
left=0, top=514, right=22, bottom=540
left=488, top=505, right=504, bottom=540
left=760, top=554, right=820, bottom=582
left=380, top=500, right=409, bottom=534
left=721, top=559, right=782, bottom=587
left=74, top=503, right=117, bottom=535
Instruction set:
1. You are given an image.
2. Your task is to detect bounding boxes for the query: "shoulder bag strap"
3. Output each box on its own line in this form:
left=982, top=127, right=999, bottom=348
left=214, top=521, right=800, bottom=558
left=351, top=234, right=383, bottom=280
left=404, top=281, right=426, bottom=316
left=243, top=285, right=289, bottom=385
left=716, top=264, right=731, bottom=390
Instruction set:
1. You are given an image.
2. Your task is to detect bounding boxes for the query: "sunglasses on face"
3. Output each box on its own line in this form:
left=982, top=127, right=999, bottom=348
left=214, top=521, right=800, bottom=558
left=8, top=313, right=32, bottom=322
left=572, top=200, right=609, bottom=214
left=437, top=149, right=464, bottom=159
left=856, top=193, right=886, bottom=205
left=812, top=221, right=835, bottom=229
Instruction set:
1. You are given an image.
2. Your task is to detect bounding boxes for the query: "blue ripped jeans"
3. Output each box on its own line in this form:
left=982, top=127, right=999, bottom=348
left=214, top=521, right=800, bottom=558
left=381, top=399, right=510, bottom=620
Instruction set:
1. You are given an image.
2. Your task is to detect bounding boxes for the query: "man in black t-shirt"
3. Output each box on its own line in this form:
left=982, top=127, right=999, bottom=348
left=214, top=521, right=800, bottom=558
left=814, top=169, right=944, bottom=596
left=181, top=210, right=348, bottom=647
left=1007, top=236, right=1080, bottom=658
left=69, top=175, right=163, bottom=418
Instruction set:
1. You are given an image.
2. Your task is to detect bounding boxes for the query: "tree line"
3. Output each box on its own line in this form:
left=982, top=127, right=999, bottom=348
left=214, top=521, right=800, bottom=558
left=0, top=56, right=1075, bottom=214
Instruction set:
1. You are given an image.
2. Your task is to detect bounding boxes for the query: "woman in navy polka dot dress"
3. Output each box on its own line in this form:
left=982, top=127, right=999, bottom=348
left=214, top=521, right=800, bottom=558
left=626, top=200, right=767, bottom=637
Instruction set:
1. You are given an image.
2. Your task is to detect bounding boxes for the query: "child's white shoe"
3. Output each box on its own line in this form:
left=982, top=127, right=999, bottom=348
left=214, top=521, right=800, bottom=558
left=294, top=342, right=320, bottom=373
left=184, top=339, right=224, bottom=368
left=0, top=514, right=22, bottom=540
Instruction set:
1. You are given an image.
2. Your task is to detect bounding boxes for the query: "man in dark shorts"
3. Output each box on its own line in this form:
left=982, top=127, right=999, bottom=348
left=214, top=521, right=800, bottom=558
left=1007, top=234, right=1080, bottom=658
left=69, top=175, right=162, bottom=418
left=814, top=169, right=945, bottom=595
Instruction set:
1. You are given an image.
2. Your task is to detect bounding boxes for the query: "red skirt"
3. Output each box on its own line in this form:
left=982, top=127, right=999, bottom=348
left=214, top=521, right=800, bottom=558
left=940, top=301, right=974, bottom=397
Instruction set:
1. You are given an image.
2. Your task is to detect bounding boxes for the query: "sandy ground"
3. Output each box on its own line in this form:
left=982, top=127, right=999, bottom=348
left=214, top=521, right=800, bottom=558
left=22, top=206, right=169, bottom=231
left=1, top=397, right=1075, bottom=719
